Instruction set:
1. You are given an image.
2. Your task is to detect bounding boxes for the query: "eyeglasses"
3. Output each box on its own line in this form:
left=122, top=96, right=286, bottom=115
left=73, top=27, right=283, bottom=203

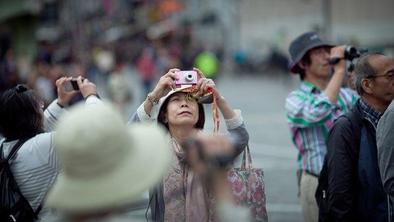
left=366, top=72, right=394, bottom=80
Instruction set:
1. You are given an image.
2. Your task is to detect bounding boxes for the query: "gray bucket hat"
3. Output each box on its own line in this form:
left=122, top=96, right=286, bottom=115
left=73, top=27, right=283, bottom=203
left=288, top=32, right=333, bottom=74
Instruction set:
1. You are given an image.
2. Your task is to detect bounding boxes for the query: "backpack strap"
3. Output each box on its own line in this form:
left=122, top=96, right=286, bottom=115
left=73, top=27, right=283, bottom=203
left=5, top=138, right=30, bottom=162
left=1, top=137, right=42, bottom=216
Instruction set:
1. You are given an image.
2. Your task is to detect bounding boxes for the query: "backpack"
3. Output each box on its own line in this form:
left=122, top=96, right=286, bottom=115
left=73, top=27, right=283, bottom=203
left=0, top=138, right=39, bottom=222
left=315, top=111, right=362, bottom=222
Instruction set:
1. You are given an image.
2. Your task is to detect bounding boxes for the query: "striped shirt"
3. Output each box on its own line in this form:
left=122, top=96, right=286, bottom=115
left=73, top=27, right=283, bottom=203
left=0, top=96, right=101, bottom=221
left=285, top=81, right=358, bottom=176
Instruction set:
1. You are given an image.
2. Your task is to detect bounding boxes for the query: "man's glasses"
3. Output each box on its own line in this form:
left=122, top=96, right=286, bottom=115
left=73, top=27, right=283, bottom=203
left=366, top=72, right=394, bottom=80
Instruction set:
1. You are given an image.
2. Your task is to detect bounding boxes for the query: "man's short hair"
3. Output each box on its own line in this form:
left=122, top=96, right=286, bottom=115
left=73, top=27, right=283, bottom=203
left=353, top=53, right=381, bottom=95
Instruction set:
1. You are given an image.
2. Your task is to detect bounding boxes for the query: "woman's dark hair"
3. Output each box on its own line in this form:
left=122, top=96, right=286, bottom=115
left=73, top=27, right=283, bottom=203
left=0, top=84, right=44, bottom=140
left=157, top=93, right=205, bottom=131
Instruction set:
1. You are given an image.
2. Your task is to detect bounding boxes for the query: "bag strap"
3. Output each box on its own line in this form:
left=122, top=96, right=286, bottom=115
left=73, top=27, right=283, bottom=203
left=241, top=144, right=252, bottom=170
left=6, top=138, right=29, bottom=161
left=1, top=137, right=42, bottom=216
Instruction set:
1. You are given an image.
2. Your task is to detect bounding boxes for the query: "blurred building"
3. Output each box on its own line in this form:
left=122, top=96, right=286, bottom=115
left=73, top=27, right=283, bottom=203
left=1, top=0, right=394, bottom=76
left=238, top=0, right=394, bottom=56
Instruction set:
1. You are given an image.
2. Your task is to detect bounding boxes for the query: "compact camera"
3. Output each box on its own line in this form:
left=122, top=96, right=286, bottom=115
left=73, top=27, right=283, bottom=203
left=175, top=71, right=198, bottom=86
left=65, top=78, right=84, bottom=91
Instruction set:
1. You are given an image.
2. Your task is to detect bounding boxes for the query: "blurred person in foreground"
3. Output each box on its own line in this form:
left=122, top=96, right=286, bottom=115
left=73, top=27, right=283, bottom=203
left=285, top=32, right=358, bottom=222
left=130, top=68, right=249, bottom=221
left=378, top=99, right=394, bottom=221
left=183, top=133, right=251, bottom=222
left=0, top=76, right=99, bottom=221
left=45, top=103, right=171, bottom=222
left=324, top=53, right=394, bottom=221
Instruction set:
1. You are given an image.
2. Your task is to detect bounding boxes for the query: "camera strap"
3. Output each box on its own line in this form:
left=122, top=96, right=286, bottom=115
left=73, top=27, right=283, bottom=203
left=211, top=90, right=220, bottom=133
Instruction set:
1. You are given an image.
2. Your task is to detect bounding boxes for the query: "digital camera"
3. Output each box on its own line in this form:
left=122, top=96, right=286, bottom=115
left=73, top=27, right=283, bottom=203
left=65, top=78, right=84, bottom=91
left=175, top=71, right=198, bottom=86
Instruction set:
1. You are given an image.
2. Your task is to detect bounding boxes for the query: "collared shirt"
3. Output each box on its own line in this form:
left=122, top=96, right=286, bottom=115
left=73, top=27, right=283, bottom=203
left=285, top=81, right=358, bottom=176
left=359, top=98, right=382, bottom=128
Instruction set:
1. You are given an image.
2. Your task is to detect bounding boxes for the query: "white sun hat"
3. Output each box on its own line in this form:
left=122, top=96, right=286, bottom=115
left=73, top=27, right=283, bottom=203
left=146, top=85, right=198, bottom=120
left=45, top=102, right=171, bottom=213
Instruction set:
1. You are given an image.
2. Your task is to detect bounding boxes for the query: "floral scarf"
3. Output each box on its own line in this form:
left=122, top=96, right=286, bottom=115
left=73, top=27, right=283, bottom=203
left=162, top=138, right=215, bottom=222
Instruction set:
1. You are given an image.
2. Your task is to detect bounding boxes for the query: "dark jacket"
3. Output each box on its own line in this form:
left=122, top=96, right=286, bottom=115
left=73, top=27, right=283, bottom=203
left=325, top=100, right=388, bottom=222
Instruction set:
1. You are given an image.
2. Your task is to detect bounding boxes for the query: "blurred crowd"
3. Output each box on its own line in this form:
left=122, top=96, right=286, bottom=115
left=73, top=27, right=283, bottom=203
left=0, top=30, right=222, bottom=116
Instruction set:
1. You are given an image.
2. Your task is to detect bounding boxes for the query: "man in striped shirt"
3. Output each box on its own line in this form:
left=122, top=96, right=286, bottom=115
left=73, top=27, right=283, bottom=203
left=285, top=32, right=358, bottom=222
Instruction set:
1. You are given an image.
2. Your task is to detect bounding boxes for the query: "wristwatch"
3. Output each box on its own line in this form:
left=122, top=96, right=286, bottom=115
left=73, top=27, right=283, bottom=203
left=147, top=93, right=159, bottom=105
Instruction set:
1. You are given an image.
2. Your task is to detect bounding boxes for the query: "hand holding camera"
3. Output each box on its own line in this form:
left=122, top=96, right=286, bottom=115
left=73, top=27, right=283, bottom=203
left=329, top=45, right=367, bottom=72
left=76, top=77, right=97, bottom=99
left=149, top=68, right=180, bottom=102
left=56, top=77, right=79, bottom=107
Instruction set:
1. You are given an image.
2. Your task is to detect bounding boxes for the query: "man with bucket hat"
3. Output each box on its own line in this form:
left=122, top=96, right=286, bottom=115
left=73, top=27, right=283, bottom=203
left=285, top=32, right=358, bottom=222
left=45, top=103, right=171, bottom=222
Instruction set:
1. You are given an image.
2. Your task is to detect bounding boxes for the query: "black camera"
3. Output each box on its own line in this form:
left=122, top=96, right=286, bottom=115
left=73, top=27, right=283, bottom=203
left=65, top=78, right=85, bottom=91
left=70, top=79, right=79, bottom=90
left=344, top=46, right=361, bottom=61
left=329, top=45, right=363, bottom=65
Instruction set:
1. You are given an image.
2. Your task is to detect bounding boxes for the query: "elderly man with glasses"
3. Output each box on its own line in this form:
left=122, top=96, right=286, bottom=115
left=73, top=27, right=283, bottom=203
left=321, top=53, right=394, bottom=222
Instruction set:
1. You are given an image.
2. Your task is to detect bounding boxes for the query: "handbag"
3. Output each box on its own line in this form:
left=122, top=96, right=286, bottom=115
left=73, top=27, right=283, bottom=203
left=227, top=145, right=268, bottom=222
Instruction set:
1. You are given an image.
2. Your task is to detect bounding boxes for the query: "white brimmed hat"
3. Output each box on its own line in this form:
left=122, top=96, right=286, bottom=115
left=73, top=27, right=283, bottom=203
left=45, top=102, right=171, bottom=213
left=149, top=85, right=199, bottom=120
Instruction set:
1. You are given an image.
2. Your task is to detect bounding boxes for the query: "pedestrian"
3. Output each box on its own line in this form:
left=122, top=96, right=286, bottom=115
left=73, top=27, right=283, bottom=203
left=285, top=32, right=357, bottom=222
left=130, top=68, right=249, bottom=221
left=324, top=53, right=394, bottom=221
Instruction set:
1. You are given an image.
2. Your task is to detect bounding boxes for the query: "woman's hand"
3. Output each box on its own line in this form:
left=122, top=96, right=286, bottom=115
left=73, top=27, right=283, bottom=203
left=150, top=68, right=179, bottom=100
left=56, top=77, right=78, bottom=107
left=194, top=67, right=221, bottom=100
left=76, top=76, right=97, bottom=99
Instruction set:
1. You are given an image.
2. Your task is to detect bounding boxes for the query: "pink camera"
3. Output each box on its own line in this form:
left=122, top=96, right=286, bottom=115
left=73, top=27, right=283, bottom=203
left=175, top=71, right=198, bottom=86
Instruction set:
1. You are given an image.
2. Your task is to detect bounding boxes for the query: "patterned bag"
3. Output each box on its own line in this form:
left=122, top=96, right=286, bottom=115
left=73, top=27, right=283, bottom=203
left=227, top=145, right=268, bottom=221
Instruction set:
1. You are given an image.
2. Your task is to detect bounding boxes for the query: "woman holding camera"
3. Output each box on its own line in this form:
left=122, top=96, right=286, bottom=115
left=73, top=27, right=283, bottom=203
left=130, top=68, right=249, bottom=222
left=0, top=77, right=99, bottom=221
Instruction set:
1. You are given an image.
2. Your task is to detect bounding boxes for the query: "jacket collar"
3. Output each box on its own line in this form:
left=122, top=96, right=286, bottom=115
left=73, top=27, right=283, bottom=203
left=358, top=99, right=382, bottom=128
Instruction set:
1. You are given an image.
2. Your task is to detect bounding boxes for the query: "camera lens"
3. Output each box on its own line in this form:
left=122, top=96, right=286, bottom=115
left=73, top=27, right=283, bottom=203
left=185, top=74, right=194, bottom=82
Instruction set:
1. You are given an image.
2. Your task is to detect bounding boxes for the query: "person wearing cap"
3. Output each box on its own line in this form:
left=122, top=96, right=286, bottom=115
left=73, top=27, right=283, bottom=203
left=0, top=76, right=99, bottom=221
left=285, top=32, right=358, bottom=222
left=45, top=103, right=171, bottom=222
left=130, top=68, right=249, bottom=221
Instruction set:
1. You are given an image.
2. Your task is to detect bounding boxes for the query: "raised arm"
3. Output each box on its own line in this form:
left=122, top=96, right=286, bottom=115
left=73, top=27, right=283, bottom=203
left=195, top=69, right=249, bottom=156
left=44, top=76, right=100, bottom=131
left=128, top=69, right=179, bottom=124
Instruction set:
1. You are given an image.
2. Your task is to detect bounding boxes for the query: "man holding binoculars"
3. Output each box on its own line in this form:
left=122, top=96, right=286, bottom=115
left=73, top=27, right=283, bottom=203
left=285, top=32, right=358, bottom=222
